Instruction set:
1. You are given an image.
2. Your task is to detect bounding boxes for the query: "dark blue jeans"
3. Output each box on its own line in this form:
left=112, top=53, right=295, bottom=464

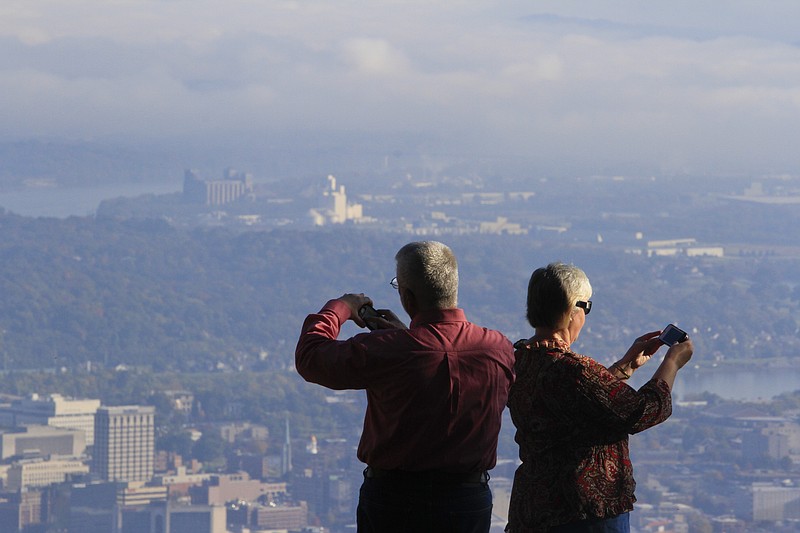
left=356, top=475, right=492, bottom=533
left=549, top=512, right=630, bottom=533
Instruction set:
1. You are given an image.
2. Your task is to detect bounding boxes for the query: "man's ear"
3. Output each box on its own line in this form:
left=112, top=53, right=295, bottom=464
left=399, top=286, right=418, bottom=318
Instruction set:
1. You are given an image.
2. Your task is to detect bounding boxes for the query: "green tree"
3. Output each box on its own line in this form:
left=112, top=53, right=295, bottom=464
left=193, top=430, right=227, bottom=464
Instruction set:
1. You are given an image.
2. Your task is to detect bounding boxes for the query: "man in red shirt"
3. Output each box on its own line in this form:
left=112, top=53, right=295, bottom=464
left=296, top=241, right=515, bottom=533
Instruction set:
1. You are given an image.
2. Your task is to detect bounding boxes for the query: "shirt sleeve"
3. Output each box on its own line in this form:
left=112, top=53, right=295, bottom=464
left=571, top=356, right=673, bottom=435
left=294, top=299, right=371, bottom=390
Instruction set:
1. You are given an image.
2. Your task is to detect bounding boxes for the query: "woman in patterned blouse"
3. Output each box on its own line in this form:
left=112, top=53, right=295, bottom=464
left=505, top=262, right=694, bottom=533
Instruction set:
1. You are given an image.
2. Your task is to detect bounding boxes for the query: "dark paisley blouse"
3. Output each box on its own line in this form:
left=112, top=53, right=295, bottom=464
left=505, top=338, right=672, bottom=532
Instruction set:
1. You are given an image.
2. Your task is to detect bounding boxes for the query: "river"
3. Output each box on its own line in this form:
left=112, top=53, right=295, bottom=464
left=0, top=182, right=180, bottom=218
left=629, top=365, right=800, bottom=402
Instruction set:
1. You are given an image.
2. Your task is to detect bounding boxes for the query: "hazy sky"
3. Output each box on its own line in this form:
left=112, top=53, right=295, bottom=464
left=2, top=1, right=800, bottom=177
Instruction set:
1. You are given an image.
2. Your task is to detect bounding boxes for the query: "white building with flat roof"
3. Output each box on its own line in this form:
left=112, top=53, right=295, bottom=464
left=753, top=482, right=800, bottom=521
left=0, top=393, right=100, bottom=445
left=0, top=425, right=86, bottom=460
left=5, top=456, right=89, bottom=491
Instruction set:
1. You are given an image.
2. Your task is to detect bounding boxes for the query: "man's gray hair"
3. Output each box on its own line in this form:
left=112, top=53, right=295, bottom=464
left=526, top=262, right=592, bottom=329
left=395, top=241, right=458, bottom=309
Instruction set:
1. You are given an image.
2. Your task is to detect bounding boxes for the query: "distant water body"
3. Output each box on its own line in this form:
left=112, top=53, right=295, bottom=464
left=0, top=182, right=180, bottom=218
left=630, top=366, right=800, bottom=402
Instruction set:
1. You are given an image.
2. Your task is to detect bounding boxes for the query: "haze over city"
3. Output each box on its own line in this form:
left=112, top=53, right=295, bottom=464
left=0, top=2, right=800, bottom=533
left=2, top=1, right=800, bottom=180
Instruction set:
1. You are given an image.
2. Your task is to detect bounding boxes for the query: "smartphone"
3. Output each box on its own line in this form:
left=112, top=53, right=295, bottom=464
left=358, top=305, right=382, bottom=330
left=659, top=324, right=688, bottom=346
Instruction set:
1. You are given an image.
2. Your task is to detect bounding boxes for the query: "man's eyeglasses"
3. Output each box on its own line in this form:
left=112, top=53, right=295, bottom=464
left=576, top=300, right=592, bottom=315
left=390, top=277, right=399, bottom=290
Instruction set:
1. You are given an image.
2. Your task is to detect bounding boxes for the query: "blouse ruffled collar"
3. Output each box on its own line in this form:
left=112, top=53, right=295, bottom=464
left=513, top=336, right=571, bottom=352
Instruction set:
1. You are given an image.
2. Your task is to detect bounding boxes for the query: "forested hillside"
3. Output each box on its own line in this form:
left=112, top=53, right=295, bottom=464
left=0, top=211, right=797, bottom=373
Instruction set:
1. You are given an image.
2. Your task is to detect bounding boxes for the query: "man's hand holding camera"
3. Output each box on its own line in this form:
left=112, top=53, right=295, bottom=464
left=337, top=293, right=408, bottom=330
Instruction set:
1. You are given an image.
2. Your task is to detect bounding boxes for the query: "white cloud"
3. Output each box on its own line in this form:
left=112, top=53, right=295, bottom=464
left=341, top=38, right=411, bottom=76
left=1, top=1, right=800, bottom=175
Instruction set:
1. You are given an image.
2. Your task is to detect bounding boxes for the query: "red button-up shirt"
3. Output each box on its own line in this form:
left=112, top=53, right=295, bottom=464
left=296, top=299, right=515, bottom=472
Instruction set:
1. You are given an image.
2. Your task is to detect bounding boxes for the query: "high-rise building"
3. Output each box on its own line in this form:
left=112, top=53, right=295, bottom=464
left=182, top=168, right=254, bottom=206
left=309, top=174, right=364, bottom=225
left=93, top=406, right=155, bottom=482
left=69, top=482, right=116, bottom=533
left=0, top=393, right=101, bottom=445
left=0, top=489, right=46, bottom=532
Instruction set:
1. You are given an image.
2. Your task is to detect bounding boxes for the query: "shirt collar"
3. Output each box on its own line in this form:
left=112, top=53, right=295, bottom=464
left=409, top=308, right=466, bottom=328
left=514, top=337, right=571, bottom=352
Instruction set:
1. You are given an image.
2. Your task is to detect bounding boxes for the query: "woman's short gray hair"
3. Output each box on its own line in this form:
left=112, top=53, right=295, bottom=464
left=526, top=262, right=592, bottom=329
left=395, top=241, right=458, bottom=309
